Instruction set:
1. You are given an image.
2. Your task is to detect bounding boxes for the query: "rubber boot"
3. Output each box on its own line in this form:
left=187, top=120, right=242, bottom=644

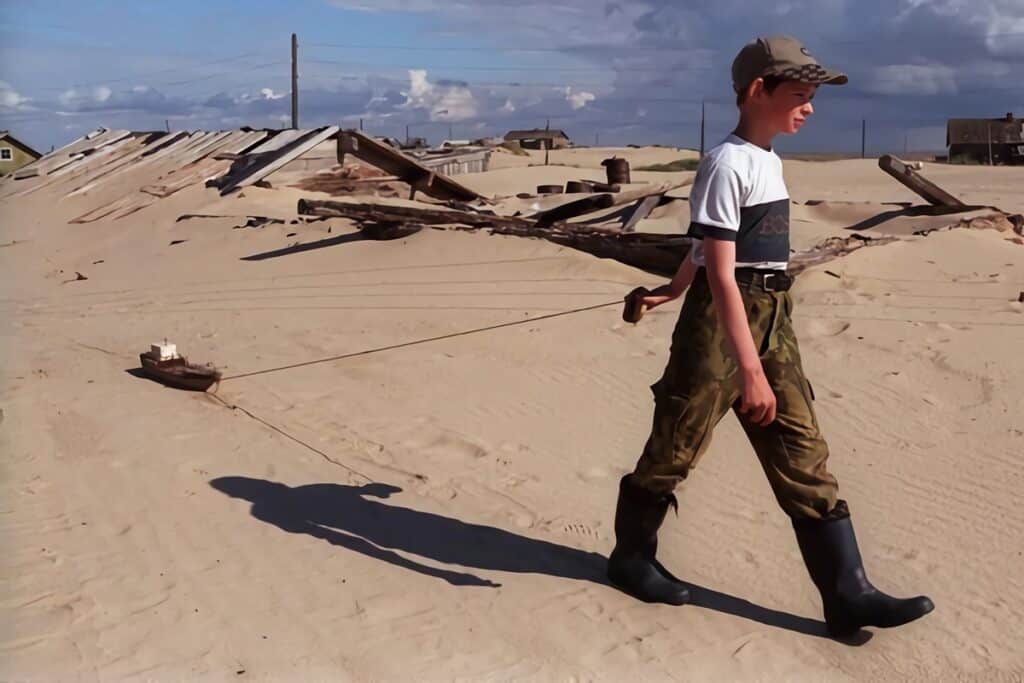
left=607, top=475, right=690, bottom=605
left=792, top=500, right=934, bottom=638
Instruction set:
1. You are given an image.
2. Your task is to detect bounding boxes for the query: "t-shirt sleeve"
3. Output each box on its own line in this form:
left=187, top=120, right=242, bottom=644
left=687, top=160, right=743, bottom=241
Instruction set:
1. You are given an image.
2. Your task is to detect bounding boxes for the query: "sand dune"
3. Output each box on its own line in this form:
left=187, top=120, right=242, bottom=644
left=2, top=145, right=1023, bottom=681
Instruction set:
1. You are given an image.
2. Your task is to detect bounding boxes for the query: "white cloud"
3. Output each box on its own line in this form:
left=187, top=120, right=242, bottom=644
left=400, top=69, right=477, bottom=121
left=59, top=85, right=115, bottom=107
left=260, top=88, right=287, bottom=100
left=500, top=98, right=516, bottom=113
left=0, top=81, right=30, bottom=110
left=865, top=63, right=958, bottom=95
left=565, top=88, right=596, bottom=110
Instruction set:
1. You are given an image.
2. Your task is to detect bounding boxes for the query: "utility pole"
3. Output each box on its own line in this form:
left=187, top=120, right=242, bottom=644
left=987, top=124, right=993, bottom=165
left=861, top=119, right=866, bottom=159
left=544, top=118, right=550, bottom=166
left=700, top=99, right=706, bottom=159
left=595, top=131, right=599, bottom=146
left=291, top=33, right=299, bottom=129
left=359, top=118, right=363, bottom=131
left=405, top=124, right=410, bottom=145
left=165, top=119, right=170, bottom=133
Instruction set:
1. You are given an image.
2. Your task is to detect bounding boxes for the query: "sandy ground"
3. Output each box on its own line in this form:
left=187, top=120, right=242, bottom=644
left=2, top=145, right=1024, bottom=681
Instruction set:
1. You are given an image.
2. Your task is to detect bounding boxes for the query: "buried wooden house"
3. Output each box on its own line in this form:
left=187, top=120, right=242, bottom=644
left=947, top=113, right=1024, bottom=165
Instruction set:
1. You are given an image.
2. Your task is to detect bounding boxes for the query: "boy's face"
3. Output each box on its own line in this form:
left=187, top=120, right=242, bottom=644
left=748, top=79, right=818, bottom=135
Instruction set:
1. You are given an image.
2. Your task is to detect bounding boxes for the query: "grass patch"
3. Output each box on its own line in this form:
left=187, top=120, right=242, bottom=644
left=635, top=158, right=700, bottom=172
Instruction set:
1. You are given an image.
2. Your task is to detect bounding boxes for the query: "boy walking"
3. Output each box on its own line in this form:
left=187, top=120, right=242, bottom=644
left=608, top=36, right=934, bottom=638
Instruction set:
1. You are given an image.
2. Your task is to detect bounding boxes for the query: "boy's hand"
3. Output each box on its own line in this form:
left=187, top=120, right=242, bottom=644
left=739, top=367, right=777, bottom=426
left=623, top=287, right=652, bottom=323
left=623, top=284, right=684, bottom=324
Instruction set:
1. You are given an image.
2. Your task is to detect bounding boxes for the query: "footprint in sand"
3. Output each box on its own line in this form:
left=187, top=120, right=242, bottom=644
left=804, top=319, right=852, bottom=338
left=561, top=522, right=600, bottom=539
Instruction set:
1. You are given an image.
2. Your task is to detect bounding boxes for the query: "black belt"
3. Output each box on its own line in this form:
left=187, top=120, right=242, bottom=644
left=733, top=268, right=792, bottom=292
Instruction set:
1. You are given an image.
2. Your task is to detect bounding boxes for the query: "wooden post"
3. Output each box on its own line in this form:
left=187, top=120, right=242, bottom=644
left=861, top=119, right=866, bottom=158
left=545, top=118, right=550, bottom=166
left=878, top=154, right=965, bottom=207
left=291, top=33, right=298, bottom=129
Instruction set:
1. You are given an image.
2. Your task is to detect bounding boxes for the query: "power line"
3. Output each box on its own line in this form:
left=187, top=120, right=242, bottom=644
left=304, top=58, right=717, bottom=75
left=306, top=41, right=699, bottom=53
left=159, top=61, right=288, bottom=87
left=32, top=52, right=276, bottom=92
left=306, top=31, right=1024, bottom=52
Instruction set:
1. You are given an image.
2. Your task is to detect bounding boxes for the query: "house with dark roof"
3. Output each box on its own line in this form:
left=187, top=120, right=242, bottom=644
left=503, top=128, right=571, bottom=150
left=0, top=131, right=42, bottom=175
left=947, top=113, right=1024, bottom=165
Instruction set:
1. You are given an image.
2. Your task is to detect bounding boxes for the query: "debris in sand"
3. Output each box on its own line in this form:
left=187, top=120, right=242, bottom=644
left=789, top=234, right=899, bottom=275
left=878, top=154, right=965, bottom=207
left=176, top=214, right=286, bottom=230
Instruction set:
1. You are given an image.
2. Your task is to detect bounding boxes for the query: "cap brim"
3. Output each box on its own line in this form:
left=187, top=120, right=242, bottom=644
left=770, top=64, right=848, bottom=86
left=813, top=69, right=848, bottom=86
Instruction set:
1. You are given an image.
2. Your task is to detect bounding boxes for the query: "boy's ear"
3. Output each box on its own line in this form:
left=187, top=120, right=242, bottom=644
left=745, top=77, right=765, bottom=102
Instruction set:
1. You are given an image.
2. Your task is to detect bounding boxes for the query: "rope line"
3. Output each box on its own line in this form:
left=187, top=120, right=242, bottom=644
left=208, top=393, right=374, bottom=482
left=221, top=299, right=621, bottom=381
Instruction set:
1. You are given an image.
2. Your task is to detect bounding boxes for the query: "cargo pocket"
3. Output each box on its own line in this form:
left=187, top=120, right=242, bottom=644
left=666, top=393, right=719, bottom=470
left=799, top=378, right=821, bottom=433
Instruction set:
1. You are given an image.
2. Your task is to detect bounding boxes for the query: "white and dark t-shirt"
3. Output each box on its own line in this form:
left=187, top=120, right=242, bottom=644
left=687, top=134, right=789, bottom=271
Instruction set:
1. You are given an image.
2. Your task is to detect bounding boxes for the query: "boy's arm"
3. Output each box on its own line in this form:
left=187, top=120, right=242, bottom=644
left=637, top=249, right=699, bottom=308
left=703, top=237, right=777, bottom=426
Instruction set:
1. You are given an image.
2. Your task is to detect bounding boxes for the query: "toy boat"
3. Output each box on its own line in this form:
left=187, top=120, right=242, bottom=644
left=139, top=342, right=221, bottom=392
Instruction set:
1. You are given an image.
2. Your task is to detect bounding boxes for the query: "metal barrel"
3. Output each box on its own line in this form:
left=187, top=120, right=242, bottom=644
left=602, top=157, right=631, bottom=185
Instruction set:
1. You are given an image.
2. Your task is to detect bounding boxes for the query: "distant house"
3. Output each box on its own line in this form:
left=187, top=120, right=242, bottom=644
left=947, top=113, right=1024, bottom=165
left=503, top=128, right=571, bottom=150
left=0, top=131, right=42, bottom=175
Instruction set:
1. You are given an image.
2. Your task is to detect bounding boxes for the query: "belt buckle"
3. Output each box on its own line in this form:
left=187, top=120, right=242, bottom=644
left=761, top=272, right=778, bottom=291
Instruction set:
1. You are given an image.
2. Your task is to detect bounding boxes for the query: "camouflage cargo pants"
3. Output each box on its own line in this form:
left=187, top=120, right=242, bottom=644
left=632, top=269, right=838, bottom=520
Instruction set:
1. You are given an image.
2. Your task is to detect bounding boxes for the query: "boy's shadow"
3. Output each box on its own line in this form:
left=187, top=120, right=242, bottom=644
left=211, top=476, right=860, bottom=642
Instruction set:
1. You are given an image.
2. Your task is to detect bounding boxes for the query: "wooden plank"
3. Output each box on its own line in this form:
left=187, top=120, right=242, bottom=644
left=248, top=129, right=308, bottom=153
left=878, top=155, right=965, bottom=207
left=16, top=136, right=142, bottom=196
left=529, top=179, right=692, bottom=227
left=336, top=129, right=481, bottom=201
left=297, top=198, right=534, bottom=230
left=622, top=194, right=664, bottom=232
left=216, top=126, right=340, bottom=195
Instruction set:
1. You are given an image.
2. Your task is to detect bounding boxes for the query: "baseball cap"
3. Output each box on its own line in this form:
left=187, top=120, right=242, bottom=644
left=732, top=35, right=848, bottom=94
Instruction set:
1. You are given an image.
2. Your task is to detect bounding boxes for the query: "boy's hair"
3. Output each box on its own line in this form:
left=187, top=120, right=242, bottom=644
left=735, top=74, right=786, bottom=107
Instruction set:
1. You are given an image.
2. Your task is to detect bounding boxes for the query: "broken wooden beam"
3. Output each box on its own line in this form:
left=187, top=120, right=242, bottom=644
left=297, top=198, right=534, bottom=231
left=534, top=194, right=615, bottom=228
left=878, top=155, right=965, bottom=207
left=530, top=178, right=693, bottom=228
left=336, top=130, right=481, bottom=202
left=622, top=194, right=664, bottom=233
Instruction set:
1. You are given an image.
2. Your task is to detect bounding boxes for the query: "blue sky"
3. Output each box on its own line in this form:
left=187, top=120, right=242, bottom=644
left=2, top=0, right=1023, bottom=154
